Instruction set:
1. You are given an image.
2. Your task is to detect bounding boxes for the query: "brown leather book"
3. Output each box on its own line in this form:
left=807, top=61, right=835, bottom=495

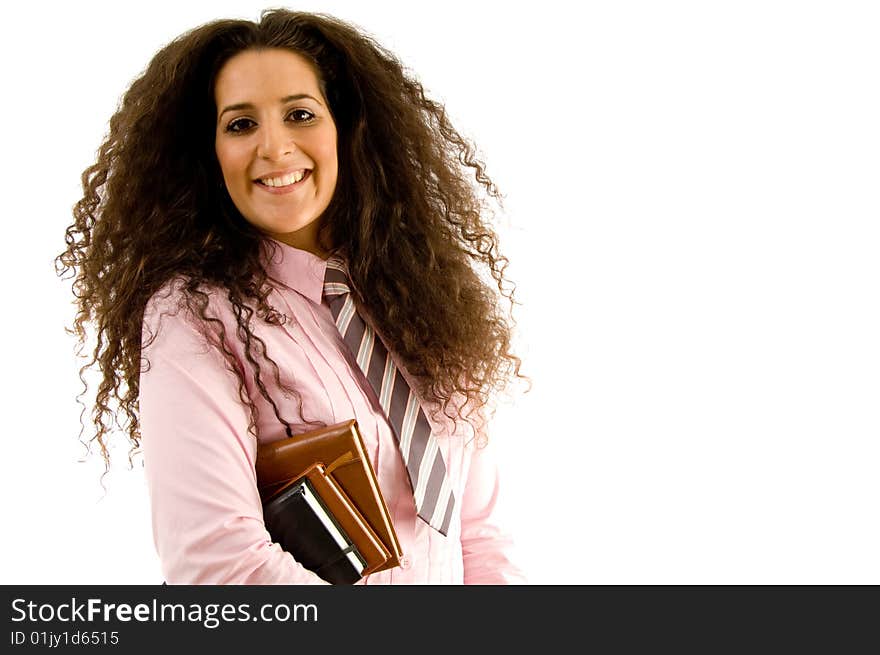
left=263, top=462, right=390, bottom=579
left=256, top=420, right=402, bottom=574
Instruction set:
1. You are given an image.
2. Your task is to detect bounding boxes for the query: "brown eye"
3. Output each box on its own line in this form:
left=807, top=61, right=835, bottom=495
left=226, top=118, right=254, bottom=133
left=288, top=109, right=315, bottom=123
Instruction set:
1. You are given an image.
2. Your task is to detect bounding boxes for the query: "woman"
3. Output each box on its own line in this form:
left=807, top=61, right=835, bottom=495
left=57, top=9, right=526, bottom=584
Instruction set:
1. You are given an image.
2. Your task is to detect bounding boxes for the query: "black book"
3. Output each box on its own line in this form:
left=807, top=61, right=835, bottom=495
left=262, top=477, right=367, bottom=585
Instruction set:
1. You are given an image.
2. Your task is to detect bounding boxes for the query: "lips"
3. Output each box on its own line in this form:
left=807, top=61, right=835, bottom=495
left=256, top=168, right=310, bottom=185
left=254, top=169, right=312, bottom=194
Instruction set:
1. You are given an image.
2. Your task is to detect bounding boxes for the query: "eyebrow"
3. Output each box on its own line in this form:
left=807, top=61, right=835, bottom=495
left=217, top=94, right=324, bottom=121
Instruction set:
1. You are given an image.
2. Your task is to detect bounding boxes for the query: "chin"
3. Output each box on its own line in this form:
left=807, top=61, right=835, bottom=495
left=256, top=216, right=314, bottom=234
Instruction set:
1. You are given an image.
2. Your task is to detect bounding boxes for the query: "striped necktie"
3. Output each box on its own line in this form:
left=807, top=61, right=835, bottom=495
left=323, top=256, right=455, bottom=536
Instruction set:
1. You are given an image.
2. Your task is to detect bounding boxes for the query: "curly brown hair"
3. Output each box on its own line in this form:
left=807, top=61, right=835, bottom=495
left=56, top=9, right=525, bottom=472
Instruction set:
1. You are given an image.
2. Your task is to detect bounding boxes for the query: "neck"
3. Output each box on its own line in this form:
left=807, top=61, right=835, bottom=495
left=268, top=222, right=330, bottom=260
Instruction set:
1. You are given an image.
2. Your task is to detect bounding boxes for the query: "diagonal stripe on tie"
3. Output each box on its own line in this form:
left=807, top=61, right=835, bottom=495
left=323, top=256, right=454, bottom=535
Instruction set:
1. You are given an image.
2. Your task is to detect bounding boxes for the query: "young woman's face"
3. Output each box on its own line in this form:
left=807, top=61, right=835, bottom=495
left=214, top=48, right=338, bottom=255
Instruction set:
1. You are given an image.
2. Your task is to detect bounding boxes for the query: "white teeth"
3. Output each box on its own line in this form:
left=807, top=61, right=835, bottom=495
left=260, top=170, right=306, bottom=187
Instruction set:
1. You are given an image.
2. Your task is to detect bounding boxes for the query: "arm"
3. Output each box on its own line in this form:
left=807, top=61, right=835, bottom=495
left=139, top=286, right=328, bottom=584
left=459, top=415, right=528, bottom=585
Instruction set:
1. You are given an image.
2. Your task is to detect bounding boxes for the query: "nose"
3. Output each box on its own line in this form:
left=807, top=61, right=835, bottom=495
left=256, top=120, right=295, bottom=160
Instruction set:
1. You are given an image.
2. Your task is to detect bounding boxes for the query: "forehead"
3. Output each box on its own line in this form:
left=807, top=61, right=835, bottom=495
left=214, top=48, right=322, bottom=103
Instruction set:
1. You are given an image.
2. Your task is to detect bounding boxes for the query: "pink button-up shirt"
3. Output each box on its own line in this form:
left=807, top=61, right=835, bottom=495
left=139, top=238, right=525, bottom=584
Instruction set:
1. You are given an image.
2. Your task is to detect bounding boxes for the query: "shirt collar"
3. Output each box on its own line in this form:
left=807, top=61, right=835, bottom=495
left=261, top=238, right=328, bottom=305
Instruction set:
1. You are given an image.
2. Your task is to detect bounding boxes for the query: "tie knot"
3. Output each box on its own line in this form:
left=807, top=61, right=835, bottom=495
left=323, top=255, right=351, bottom=300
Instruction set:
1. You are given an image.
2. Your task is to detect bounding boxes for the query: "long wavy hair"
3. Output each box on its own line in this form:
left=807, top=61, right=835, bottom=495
left=56, top=9, right=524, bottom=471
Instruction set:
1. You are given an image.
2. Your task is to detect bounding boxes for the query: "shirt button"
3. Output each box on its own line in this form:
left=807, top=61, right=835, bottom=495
left=399, top=555, right=412, bottom=570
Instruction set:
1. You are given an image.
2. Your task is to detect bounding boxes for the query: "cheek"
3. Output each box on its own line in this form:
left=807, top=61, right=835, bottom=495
left=319, top=143, right=339, bottom=184
left=215, top=141, right=245, bottom=184
left=316, top=128, right=338, bottom=171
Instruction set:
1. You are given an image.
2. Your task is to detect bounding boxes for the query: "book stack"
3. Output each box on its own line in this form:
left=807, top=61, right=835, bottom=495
left=256, top=420, right=402, bottom=584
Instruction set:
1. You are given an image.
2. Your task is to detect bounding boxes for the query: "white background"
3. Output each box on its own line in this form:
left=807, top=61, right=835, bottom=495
left=1, top=0, right=878, bottom=584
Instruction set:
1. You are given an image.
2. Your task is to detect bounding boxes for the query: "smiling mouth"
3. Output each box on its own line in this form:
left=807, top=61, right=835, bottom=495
left=255, top=170, right=312, bottom=188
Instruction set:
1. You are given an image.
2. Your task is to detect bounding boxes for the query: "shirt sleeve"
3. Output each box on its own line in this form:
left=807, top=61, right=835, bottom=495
left=139, top=285, right=329, bottom=585
left=459, top=413, right=528, bottom=585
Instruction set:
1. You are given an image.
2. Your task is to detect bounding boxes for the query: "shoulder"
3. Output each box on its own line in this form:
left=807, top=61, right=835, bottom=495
left=143, top=276, right=188, bottom=320
left=144, top=275, right=241, bottom=318
left=142, top=276, right=233, bottom=346
left=423, top=390, right=489, bottom=447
